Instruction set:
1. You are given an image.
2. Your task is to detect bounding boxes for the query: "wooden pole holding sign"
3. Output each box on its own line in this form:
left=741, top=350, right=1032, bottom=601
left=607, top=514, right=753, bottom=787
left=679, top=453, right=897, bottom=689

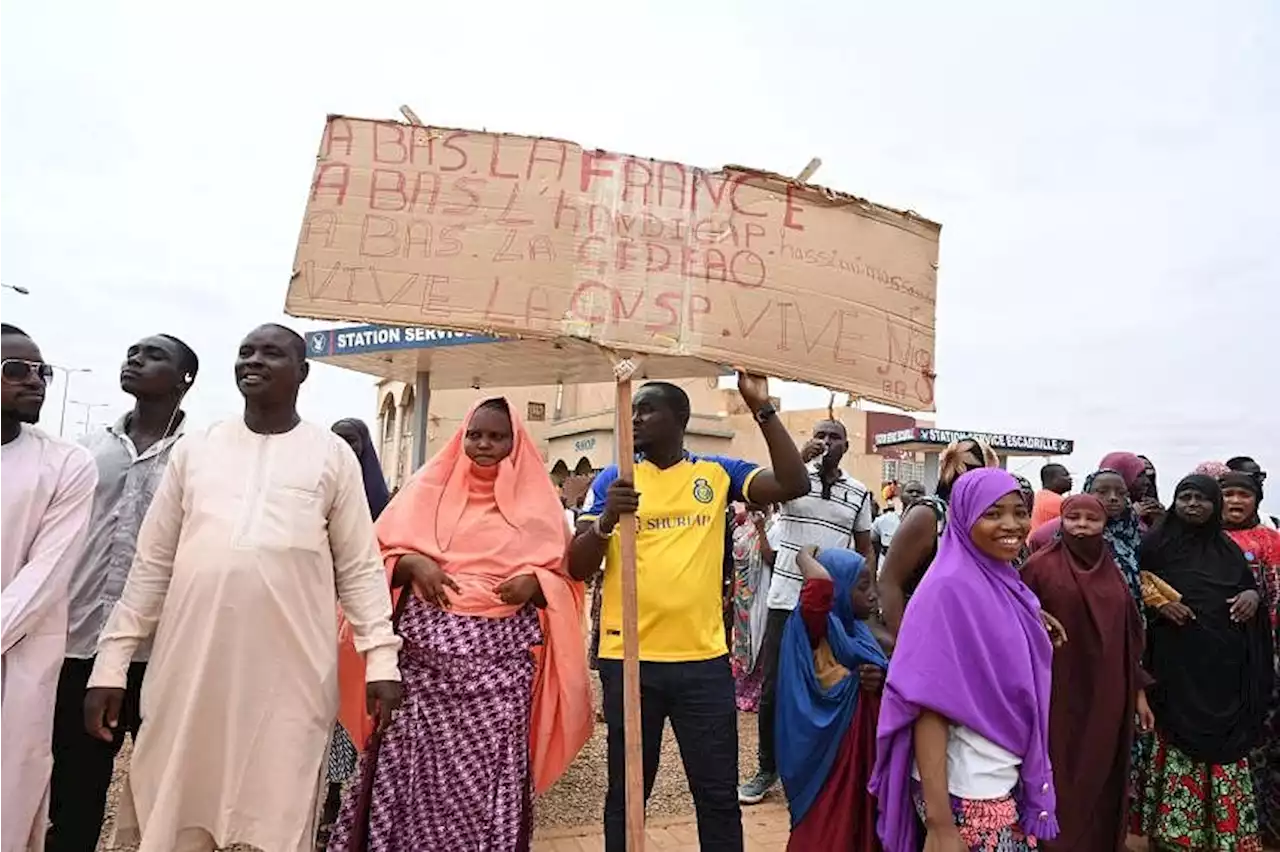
left=397, top=105, right=435, bottom=474
left=611, top=353, right=646, bottom=851
left=796, top=156, right=823, bottom=183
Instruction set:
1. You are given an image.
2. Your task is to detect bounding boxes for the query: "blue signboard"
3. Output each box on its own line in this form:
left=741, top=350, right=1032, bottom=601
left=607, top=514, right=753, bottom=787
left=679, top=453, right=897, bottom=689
left=306, top=324, right=498, bottom=358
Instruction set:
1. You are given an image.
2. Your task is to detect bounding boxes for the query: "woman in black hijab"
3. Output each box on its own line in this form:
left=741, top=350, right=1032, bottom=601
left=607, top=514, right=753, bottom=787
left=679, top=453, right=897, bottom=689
left=332, top=418, right=391, bottom=519
left=1135, top=454, right=1166, bottom=529
left=320, top=418, right=392, bottom=846
left=1136, top=474, right=1274, bottom=851
left=1222, top=470, right=1280, bottom=845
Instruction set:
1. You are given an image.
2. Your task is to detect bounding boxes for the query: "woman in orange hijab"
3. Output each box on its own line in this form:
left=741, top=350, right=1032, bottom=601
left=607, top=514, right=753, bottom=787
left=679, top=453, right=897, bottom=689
left=327, top=398, right=592, bottom=852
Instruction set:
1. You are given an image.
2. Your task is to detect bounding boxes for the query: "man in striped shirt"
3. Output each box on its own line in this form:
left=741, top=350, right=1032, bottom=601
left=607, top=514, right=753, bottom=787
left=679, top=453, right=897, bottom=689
left=738, top=419, right=874, bottom=804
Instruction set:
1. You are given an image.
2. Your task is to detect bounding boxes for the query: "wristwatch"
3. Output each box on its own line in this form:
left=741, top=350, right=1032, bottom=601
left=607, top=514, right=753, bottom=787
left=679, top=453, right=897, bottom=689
left=754, top=403, right=777, bottom=424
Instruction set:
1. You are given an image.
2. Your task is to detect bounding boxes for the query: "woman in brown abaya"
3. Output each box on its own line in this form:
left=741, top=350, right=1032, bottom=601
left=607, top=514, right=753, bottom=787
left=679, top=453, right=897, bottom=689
left=1021, top=493, right=1154, bottom=851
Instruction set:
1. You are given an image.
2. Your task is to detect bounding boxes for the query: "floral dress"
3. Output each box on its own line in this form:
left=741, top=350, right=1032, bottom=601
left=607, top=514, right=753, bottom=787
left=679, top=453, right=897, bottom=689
left=730, top=518, right=768, bottom=711
left=1137, top=732, right=1262, bottom=852
left=1134, top=522, right=1271, bottom=852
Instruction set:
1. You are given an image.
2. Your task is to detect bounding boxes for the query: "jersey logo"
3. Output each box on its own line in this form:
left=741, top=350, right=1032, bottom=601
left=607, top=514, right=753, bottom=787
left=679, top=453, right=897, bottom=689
left=692, top=477, right=714, bottom=504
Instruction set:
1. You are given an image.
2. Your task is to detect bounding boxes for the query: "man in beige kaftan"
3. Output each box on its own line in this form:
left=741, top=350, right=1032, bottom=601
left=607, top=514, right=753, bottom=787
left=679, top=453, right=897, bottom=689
left=2, top=324, right=98, bottom=852
left=85, top=324, right=402, bottom=852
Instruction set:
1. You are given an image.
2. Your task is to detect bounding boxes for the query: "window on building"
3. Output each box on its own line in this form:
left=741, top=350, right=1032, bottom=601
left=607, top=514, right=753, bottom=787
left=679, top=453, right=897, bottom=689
left=379, top=399, right=396, bottom=446
left=527, top=401, right=547, bottom=422
left=882, top=458, right=925, bottom=486
left=397, top=387, right=415, bottom=485
left=378, top=397, right=397, bottom=471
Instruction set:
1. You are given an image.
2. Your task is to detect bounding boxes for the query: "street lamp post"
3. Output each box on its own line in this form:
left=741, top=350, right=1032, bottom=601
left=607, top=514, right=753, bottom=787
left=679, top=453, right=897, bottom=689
left=69, top=400, right=110, bottom=436
left=52, top=366, right=92, bottom=436
left=1, top=284, right=31, bottom=295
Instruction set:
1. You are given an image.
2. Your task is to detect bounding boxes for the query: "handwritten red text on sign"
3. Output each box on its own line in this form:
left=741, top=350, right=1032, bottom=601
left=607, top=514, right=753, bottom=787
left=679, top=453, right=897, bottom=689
left=286, top=117, right=942, bottom=408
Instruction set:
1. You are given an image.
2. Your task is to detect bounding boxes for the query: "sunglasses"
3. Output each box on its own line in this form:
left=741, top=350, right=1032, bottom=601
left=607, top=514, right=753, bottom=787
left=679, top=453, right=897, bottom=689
left=1, top=359, right=54, bottom=383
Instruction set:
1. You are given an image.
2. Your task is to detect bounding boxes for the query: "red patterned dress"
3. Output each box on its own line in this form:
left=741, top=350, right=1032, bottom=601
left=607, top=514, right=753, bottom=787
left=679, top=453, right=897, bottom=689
left=1228, top=523, right=1280, bottom=847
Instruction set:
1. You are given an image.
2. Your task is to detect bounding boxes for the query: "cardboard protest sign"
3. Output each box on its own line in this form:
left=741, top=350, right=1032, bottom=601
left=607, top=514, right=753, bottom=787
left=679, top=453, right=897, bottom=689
left=285, top=116, right=942, bottom=409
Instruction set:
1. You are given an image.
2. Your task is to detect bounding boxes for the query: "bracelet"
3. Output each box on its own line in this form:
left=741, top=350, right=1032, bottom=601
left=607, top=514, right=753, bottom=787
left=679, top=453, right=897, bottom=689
left=591, top=515, right=615, bottom=539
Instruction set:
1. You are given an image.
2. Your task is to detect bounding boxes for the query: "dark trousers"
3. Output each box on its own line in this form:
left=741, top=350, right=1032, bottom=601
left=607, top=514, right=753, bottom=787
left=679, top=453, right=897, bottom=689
left=47, top=657, right=146, bottom=852
left=600, top=656, right=742, bottom=852
left=754, top=608, right=791, bottom=775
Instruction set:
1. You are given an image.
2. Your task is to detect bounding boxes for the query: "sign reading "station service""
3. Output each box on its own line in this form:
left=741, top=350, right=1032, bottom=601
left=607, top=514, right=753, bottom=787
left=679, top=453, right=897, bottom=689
left=306, top=323, right=496, bottom=358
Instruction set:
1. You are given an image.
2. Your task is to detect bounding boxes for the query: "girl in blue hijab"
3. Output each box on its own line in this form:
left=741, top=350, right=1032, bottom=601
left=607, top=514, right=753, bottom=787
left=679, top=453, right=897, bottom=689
left=777, top=546, right=890, bottom=850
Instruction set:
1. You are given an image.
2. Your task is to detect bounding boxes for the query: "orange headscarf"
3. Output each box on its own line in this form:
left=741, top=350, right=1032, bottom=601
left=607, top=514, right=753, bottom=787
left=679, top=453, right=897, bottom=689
left=336, top=398, right=592, bottom=794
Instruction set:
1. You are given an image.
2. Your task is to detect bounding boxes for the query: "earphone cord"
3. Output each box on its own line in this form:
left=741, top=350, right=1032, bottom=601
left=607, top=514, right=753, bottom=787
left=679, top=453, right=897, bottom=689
left=158, top=382, right=190, bottom=441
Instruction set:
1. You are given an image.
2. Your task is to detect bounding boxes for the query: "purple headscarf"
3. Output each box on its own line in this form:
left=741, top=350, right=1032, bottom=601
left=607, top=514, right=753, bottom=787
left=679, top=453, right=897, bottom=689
left=870, top=468, right=1058, bottom=850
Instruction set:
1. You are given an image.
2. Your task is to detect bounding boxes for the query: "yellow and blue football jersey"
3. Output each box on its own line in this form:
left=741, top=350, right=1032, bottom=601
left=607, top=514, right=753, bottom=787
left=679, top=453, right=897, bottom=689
left=582, top=453, right=760, bottom=662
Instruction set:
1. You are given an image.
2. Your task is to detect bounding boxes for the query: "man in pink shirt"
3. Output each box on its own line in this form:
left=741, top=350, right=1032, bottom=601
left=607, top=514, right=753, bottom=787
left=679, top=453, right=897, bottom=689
left=1031, top=462, right=1072, bottom=530
left=1, top=323, right=97, bottom=852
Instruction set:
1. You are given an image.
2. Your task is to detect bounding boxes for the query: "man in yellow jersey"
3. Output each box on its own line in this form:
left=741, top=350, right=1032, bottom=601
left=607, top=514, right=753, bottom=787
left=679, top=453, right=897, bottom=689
left=569, top=373, right=809, bottom=852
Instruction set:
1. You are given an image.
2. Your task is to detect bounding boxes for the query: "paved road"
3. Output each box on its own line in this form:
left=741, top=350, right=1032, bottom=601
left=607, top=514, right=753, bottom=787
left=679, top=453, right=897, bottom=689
left=533, top=809, right=1157, bottom=852
left=532, top=803, right=792, bottom=851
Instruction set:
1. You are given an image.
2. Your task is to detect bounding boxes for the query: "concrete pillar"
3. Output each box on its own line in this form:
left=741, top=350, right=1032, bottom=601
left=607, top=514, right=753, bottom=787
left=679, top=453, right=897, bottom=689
left=924, top=452, right=941, bottom=494
left=389, top=400, right=406, bottom=488
left=411, top=370, right=432, bottom=470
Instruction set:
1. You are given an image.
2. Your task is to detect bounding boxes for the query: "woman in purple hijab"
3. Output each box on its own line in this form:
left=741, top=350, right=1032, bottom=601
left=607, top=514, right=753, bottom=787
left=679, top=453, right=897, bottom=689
left=870, top=468, right=1058, bottom=852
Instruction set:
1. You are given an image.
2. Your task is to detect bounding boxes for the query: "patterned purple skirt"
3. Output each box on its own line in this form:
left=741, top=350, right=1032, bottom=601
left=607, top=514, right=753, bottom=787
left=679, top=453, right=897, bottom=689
left=912, top=782, right=1038, bottom=851
left=328, top=595, right=543, bottom=852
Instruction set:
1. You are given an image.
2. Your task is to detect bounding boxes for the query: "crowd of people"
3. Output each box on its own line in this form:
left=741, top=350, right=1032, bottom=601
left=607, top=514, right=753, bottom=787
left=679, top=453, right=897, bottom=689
left=3, top=317, right=1279, bottom=852
left=726, top=440, right=1279, bottom=852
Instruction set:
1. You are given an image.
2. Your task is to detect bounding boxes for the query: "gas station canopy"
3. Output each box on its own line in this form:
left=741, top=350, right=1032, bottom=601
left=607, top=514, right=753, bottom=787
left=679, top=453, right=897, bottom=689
left=305, top=321, right=730, bottom=470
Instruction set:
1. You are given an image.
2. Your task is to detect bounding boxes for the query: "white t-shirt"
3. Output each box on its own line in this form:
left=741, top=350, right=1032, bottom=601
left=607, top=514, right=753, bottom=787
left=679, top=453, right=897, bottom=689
left=872, top=511, right=901, bottom=549
left=765, top=463, right=873, bottom=611
left=912, top=725, right=1021, bottom=800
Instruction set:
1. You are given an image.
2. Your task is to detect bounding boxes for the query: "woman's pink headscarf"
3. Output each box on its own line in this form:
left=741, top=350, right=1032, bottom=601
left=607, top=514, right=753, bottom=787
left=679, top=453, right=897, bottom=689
left=1098, top=452, right=1146, bottom=492
left=338, top=398, right=592, bottom=793
left=1193, top=460, right=1230, bottom=479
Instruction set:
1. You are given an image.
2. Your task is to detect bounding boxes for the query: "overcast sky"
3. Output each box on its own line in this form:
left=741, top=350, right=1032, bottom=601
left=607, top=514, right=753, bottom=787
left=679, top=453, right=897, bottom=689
left=3, top=1, right=1277, bottom=507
